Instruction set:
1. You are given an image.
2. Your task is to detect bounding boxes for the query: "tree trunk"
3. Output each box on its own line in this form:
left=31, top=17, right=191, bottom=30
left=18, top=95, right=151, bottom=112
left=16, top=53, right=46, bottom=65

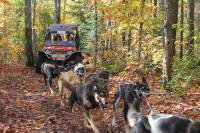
left=162, top=0, right=178, bottom=89
left=122, top=31, right=126, bottom=53
left=63, top=0, right=66, bottom=23
left=94, top=0, right=98, bottom=71
left=108, top=21, right=112, bottom=50
left=197, top=1, right=200, bottom=58
left=186, top=0, right=195, bottom=56
left=179, top=0, right=184, bottom=59
left=32, top=0, right=37, bottom=63
left=105, top=21, right=109, bottom=50
left=137, top=22, right=143, bottom=61
left=137, top=0, right=145, bottom=61
left=159, top=0, right=165, bottom=47
left=3, top=4, right=7, bottom=37
left=153, top=0, right=157, bottom=37
left=54, top=0, right=61, bottom=24
left=128, top=29, right=131, bottom=52
left=25, top=0, right=34, bottom=66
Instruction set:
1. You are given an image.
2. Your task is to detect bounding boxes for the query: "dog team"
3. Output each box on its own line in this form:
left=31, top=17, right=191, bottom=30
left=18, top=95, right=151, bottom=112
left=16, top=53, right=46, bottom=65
left=40, top=60, right=200, bottom=133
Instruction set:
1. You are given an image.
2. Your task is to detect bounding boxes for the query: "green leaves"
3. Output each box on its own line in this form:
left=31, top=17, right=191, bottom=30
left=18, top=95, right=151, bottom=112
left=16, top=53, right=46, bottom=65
left=170, top=56, right=200, bottom=89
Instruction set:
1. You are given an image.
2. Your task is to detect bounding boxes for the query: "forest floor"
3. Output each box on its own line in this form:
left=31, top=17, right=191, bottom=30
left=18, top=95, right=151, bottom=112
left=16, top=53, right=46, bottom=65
left=0, top=65, right=200, bottom=133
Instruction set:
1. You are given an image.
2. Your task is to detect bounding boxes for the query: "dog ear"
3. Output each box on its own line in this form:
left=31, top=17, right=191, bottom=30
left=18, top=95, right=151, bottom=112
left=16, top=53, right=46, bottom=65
left=93, top=77, right=98, bottom=83
left=142, top=76, right=147, bottom=85
left=94, top=85, right=98, bottom=91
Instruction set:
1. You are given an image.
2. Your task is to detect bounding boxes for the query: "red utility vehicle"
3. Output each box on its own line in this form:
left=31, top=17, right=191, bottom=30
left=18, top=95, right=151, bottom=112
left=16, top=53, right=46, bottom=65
left=35, top=24, right=80, bottom=73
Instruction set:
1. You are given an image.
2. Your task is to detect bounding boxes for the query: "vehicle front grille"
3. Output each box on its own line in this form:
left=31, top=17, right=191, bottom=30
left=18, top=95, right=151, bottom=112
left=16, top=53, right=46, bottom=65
left=52, top=50, right=65, bottom=54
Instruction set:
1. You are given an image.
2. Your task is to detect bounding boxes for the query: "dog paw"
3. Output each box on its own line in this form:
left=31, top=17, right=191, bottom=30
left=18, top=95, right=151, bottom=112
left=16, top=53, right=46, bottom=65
left=50, top=92, right=55, bottom=96
left=125, top=124, right=130, bottom=133
left=93, top=128, right=99, bottom=133
left=112, top=123, right=116, bottom=127
left=50, top=90, right=54, bottom=95
left=84, top=120, right=92, bottom=129
left=60, top=101, right=65, bottom=106
left=112, top=119, right=116, bottom=127
left=73, top=119, right=78, bottom=125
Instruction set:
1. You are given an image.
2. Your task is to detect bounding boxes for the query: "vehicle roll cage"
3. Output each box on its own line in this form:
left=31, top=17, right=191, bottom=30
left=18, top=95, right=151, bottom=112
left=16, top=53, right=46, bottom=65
left=44, top=24, right=80, bottom=49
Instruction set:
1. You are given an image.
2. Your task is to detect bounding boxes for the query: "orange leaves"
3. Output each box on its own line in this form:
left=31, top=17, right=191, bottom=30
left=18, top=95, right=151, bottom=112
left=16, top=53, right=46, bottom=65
left=0, top=65, right=200, bottom=133
left=0, top=0, right=10, bottom=5
left=32, top=122, right=43, bottom=130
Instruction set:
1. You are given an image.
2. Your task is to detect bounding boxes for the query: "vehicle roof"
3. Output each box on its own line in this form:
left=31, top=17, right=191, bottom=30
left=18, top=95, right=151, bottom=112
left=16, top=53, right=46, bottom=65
left=47, top=24, right=77, bottom=34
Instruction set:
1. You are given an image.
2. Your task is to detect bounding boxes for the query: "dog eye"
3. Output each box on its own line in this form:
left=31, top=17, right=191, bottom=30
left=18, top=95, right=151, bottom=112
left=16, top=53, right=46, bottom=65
left=100, top=92, right=104, bottom=96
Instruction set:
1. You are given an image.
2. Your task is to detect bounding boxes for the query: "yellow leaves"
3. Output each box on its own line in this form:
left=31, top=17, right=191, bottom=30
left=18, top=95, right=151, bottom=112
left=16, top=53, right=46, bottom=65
left=88, top=0, right=94, bottom=9
left=99, top=32, right=112, bottom=41
left=0, top=0, right=10, bottom=5
left=83, top=13, right=90, bottom=19
left=32, top=122, right=43, bottom=130
left=16, top=96, right=22, bottom=105
left=85, top=44, right=93, bottom=49
left=0, top=35, right=24, bottom=64
left=161, top=74, right=167, bottom=78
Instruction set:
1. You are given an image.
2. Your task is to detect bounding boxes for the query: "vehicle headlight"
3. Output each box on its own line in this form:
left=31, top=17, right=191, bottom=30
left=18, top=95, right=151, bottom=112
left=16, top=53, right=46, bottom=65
left=45, top=50, right=52, bottom=55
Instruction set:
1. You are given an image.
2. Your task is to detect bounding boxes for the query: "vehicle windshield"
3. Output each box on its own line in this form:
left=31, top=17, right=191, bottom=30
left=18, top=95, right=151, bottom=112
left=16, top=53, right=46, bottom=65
left=45, top=33, right=75, bottom=46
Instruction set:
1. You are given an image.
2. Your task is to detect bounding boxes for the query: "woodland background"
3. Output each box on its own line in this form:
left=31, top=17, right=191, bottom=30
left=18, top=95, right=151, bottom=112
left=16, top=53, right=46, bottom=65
left=0, top=0, right=199, bottom=89
left=0, top=0, right=200, bottom=132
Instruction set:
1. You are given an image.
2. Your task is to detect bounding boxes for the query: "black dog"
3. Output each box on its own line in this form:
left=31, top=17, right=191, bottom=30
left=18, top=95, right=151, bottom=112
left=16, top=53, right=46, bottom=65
left=127, top=91, right=200, bottom=133
left=96, top=70, right=110, bottom=81
left=112, top=77, right=149, bottom=132
left=41, top=62, right=63, bottom=94
left=68, top=71, right=109, bottom=133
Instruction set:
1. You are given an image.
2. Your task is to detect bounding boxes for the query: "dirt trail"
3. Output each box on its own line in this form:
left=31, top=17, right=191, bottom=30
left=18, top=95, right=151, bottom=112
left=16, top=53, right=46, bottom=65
left=0, top=65, right=199, bottom=133
left=0, top=65, right=124, bottom=133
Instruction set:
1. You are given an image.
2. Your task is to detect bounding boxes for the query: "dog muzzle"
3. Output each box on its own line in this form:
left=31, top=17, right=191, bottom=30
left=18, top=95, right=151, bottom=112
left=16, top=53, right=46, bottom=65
left=74, top=63, right=84, bottom=77
left=76, top=67, right=84, bottom=76
left=95, top=93, right=108, bottom=110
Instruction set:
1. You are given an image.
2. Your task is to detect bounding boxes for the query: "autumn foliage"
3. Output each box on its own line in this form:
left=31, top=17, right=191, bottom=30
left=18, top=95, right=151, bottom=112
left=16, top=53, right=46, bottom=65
left=0, top=0, right=200, bottom=132
left=0, top=65, right=200, bottom=132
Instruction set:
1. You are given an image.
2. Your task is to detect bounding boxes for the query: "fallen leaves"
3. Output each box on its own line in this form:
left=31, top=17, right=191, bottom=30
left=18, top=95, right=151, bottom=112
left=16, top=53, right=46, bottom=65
left=0, top=65, right=199, bottom=133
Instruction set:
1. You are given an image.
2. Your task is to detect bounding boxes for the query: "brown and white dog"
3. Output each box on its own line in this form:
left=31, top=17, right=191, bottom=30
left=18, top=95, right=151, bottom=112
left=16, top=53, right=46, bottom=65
left=58, top=70, right=81, bottom=106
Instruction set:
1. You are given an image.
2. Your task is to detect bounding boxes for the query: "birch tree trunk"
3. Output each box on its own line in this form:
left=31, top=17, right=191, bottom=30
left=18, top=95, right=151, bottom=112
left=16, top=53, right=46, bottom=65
left=162, top=0, right=178, bottom=89
left=25, top=0, right=34, bottom=66
left=137, top=22, right=143, bottom=61
left=186, top=0, right=195, bottom=56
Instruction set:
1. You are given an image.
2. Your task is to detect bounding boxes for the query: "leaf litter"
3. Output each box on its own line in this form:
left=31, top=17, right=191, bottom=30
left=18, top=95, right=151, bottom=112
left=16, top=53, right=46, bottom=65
left=0, top=65, right=199, bottom=133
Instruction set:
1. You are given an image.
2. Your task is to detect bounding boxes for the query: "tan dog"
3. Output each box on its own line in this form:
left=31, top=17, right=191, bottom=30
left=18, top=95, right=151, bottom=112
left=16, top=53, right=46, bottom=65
left=58, top=70, right=81, bottom=106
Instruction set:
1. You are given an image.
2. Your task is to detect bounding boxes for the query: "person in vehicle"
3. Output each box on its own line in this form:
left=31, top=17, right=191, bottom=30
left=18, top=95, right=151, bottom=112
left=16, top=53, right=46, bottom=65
left=51, top=35, right=56, bottom=44
left=67, top=34, right=72, bottom=42
left=57, top=35, right=62, bottom=41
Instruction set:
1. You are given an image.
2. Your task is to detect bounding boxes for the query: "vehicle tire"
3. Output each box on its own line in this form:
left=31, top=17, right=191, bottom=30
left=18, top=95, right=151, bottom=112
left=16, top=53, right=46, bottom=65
left=35, top=56, right=45, bottom=74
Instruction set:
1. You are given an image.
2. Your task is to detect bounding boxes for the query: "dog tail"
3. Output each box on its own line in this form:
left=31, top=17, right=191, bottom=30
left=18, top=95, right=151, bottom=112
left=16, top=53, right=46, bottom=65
left=187, top=120, right=200, bottom=133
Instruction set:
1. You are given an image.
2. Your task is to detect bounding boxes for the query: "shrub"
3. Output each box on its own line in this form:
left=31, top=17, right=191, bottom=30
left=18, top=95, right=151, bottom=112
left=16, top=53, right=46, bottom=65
left=169, top=56, right=200, bottom=89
